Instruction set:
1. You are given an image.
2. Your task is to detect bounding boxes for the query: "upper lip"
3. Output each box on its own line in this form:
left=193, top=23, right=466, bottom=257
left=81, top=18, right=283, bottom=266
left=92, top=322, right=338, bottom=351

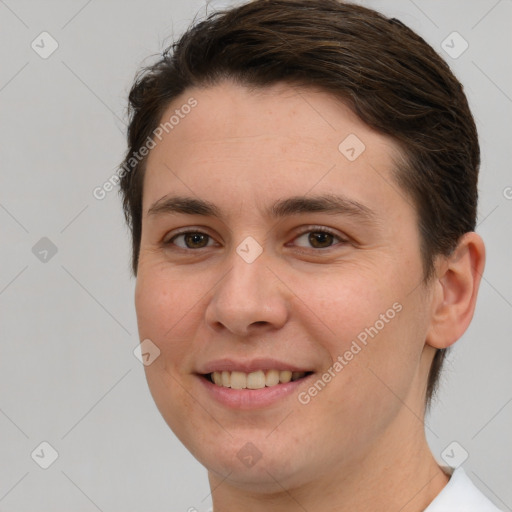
left=198, top=358, right=313, bottom=374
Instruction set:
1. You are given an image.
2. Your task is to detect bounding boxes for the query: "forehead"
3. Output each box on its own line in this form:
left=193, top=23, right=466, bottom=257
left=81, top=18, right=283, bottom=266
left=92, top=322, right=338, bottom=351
left=142, top=80, right=408, bottom=222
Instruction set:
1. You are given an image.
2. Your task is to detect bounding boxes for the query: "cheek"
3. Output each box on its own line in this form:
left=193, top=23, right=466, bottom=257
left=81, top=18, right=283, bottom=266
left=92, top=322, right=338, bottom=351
left=134, top=265, right=209, bottom=415
left=296, top=261, right=401, bottom=348
left=135, top=263, right=203, bottom=345
left=135, top=267, right=208, bottom=441
left=296, top=261, right=426, bottom=406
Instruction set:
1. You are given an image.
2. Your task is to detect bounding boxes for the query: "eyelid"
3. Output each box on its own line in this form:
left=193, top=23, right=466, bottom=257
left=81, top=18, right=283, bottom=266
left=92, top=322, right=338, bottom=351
left=290, top=225, right=348, bottom=245
left=163, top=226, right=216, bottom=242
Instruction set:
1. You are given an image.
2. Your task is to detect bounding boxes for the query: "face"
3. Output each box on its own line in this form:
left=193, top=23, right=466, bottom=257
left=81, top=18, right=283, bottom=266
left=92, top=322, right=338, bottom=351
left=135, top=80, right=437, bottom=492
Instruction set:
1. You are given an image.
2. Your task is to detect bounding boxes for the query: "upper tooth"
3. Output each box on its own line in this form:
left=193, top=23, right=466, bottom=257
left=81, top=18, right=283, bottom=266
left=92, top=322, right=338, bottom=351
left=247, top=370, right=266, bottom=389
left=230, top=371, right=246, bottom=389
left=279, top=370, right=292, bottom=383
left=210, top=369, right=306, bottom=389
left=265, top=369, right=280, bottom=386
left=221, top=370, right=231, bottom=387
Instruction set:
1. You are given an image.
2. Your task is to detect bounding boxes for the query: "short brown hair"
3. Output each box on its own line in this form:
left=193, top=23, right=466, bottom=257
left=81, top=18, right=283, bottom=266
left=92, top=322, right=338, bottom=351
left=119, top=0, right=480, bottom=409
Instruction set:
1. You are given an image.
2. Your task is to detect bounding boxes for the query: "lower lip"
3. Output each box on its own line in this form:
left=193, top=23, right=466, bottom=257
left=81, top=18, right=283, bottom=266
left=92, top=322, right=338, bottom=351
left=197, top=374, right=314, bottom=409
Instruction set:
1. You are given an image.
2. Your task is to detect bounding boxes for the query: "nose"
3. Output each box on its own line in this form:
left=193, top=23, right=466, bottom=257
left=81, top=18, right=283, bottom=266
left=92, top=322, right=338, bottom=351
left=204, top=248, right=290, bottom=337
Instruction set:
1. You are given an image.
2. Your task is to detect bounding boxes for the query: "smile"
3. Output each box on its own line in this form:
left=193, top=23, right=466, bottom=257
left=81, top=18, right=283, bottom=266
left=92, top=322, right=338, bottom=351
left=207, top=370, right=311, bottom=389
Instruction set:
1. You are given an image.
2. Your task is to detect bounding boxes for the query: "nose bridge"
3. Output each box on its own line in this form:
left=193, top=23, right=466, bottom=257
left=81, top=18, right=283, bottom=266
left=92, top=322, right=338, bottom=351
left=205, top=242, right=289, bottom=334
left=227, top=256, right=262, bottom=300
left=221, top=231, right=271, bottom=295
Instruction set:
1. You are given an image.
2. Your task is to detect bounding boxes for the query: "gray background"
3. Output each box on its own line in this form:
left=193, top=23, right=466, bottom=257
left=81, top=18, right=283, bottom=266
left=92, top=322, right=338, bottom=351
left=0, top=0, right=511, bottom=510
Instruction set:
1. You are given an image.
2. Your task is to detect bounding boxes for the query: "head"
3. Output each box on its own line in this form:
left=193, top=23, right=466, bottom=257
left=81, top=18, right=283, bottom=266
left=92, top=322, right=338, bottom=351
left=119, top=0, right=484, bottom=495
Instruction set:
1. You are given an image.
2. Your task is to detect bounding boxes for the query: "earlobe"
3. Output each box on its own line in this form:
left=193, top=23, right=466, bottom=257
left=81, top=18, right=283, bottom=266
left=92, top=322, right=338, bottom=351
left=426, top=232, right=486, bottom=349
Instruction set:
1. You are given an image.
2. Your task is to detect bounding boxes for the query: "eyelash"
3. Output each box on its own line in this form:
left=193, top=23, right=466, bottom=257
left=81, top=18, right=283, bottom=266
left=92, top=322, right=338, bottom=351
left=163, top=226, right=348, bottom=251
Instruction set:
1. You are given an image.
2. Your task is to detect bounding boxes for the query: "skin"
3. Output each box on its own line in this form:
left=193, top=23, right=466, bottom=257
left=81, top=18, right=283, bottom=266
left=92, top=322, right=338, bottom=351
left=134, top=80, right=485, bottom=512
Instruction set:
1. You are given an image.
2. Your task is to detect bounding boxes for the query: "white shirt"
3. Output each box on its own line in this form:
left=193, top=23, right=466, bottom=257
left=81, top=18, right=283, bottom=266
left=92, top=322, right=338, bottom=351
left=425, top=466, right=503, bottom=511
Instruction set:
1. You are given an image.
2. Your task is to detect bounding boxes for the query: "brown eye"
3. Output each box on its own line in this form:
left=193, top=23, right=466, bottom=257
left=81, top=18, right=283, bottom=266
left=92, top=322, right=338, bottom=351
left=308, top=231, right=334, bottom=248
left=169, top=232, right=213, bottom=249
left=294, top=229, right=342, bottom=249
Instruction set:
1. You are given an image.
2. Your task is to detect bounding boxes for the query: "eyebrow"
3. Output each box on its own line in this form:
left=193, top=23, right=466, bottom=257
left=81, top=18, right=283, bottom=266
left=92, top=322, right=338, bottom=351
left=147, top=194, right=376, bottom=223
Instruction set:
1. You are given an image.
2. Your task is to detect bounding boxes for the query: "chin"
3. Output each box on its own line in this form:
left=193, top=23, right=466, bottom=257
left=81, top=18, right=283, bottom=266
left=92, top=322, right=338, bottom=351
left=181, top=428, right=316, bottom=493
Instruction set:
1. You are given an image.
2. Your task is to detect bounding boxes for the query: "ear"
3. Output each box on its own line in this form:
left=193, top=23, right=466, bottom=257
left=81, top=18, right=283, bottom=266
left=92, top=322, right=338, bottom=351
left=426, top=232, right=486, bottom=349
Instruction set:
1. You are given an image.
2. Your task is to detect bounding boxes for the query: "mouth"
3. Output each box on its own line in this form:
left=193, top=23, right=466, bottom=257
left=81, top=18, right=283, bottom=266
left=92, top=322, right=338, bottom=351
left=202, top=369, right=314, bottom=389
left=196, top=359, right=316, bottom=408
